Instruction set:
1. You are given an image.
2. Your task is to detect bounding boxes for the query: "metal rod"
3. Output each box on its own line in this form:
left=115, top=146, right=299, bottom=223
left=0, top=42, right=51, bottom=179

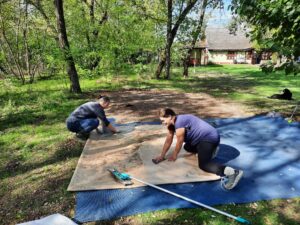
left=129, top=175, right=250, bottom=224
left=289, top=105, right=298, bottom=120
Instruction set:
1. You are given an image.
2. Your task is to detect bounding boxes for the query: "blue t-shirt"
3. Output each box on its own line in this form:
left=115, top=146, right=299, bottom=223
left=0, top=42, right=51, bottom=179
left=68, top=101, right=110, bottom=126
left=175, top=114, right=220, bottom=146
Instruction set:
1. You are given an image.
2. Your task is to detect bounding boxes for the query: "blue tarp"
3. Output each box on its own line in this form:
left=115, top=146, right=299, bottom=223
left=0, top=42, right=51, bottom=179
left=75, top=116, right=300, bottom=223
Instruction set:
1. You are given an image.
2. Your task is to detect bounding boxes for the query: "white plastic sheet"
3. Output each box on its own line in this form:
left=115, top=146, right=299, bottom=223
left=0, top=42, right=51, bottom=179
left=17, top=213, right=77, bottom=225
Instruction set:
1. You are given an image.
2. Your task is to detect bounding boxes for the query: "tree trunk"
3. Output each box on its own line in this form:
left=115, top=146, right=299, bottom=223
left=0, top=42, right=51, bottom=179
left=54, top=0, right=81, bottom=93
left=165, top=0, right=172, bottom=79
left=155, top=0, right=198, bottom=79
left=23, top=2, right=34, bottom=83
left=199, top=48, right=202, bottom=65
left=182, top=0, right=207, bottom=78
left=0, top=9, right=25, bottom=83
left=183, top=57, right=189, bottom=77
left=0, top=23, right=25, bottom=83
left=0, top=64, right=7, bottom=74
left=155, top=51, right=166, bottom=79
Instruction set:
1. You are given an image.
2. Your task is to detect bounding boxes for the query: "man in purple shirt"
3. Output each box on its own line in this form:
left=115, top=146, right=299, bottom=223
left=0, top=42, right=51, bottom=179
left=154, top=108, right=243, bottom=190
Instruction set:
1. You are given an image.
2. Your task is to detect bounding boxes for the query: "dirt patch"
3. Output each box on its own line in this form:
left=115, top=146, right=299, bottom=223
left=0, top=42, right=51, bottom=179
left=94, top=89, right=253, bottom=122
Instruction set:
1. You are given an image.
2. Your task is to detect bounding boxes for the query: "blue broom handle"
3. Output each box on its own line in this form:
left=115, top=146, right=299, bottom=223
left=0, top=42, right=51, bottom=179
left=129, top=175, right=250, bottom=224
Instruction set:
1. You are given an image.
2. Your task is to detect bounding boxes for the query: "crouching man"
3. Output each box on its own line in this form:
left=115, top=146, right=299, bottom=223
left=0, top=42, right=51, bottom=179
left=66, top=95, right=118, bottom=140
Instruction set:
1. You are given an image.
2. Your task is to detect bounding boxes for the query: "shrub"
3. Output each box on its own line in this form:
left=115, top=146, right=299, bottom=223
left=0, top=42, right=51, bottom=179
left=259, top=61, right=274, bottom=74
left=274, top=60, right=300, bottom=76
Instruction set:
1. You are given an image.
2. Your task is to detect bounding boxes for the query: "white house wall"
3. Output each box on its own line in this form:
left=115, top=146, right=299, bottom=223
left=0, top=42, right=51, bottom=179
left=190, top=49, right=207, bottom=65
left=208, top=51, right=251, bottom=64
left=190, top=49, right=253, bottom=65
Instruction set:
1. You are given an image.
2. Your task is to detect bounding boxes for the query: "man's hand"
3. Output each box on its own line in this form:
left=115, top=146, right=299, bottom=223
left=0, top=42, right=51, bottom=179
left=108, top=124, right=118, bottom=134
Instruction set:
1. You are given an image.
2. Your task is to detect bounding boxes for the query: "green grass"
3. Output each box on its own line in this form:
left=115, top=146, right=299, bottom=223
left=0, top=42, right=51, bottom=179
left=0, top=64, right=299, bottom=225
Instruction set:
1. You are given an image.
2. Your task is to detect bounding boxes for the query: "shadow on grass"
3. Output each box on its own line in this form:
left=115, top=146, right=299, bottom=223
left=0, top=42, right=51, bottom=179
left=0, top=138, right=84, bottom=180
left=90, top=198, right=300, bottom=225
left=118, top=71, right=299, bottom=114
left=0, top=162, right=76, bottom=225
left=118, top=72, right=271, bottom=97
left=1, top=66, right=298, bottom=132
left=3, top=82, right=249, bottom=131
left=0, top=94, right=88, bottom=131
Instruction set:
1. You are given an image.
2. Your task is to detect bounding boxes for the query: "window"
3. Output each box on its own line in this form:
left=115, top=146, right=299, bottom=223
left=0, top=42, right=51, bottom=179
left=246, top=51, right=252, bottom=60
left=261, top=52, right=272, bottom=60
left=227, top=51, right=235, bottom=60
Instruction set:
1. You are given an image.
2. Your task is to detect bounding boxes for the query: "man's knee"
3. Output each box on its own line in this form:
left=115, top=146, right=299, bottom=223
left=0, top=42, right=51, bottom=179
left=80, top=118, right=99, bottom=133
left=93, top=119, right=100, bottom=127
left=88, top=119, right=99, bottom=131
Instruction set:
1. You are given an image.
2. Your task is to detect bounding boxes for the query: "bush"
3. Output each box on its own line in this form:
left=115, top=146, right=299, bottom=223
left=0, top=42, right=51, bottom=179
left=259, top=61, right=274, bottom=74
left=207, top=60, right=217, bottom=65
left=274, top=60, right=300, bottom=76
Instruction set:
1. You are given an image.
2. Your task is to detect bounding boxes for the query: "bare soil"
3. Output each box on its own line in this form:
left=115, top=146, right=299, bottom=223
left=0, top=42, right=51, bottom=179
left=100, top=89, right=254, bottom=123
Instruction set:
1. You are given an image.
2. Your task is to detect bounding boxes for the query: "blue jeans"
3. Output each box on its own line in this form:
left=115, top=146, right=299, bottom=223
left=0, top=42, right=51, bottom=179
left=66, top=117, right=99, bottom=133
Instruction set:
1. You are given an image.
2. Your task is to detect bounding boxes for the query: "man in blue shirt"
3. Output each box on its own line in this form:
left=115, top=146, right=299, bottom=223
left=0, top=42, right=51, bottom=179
left=154, top=108, right=243, bottom=190
left=66, top=95, right=118, bottom=140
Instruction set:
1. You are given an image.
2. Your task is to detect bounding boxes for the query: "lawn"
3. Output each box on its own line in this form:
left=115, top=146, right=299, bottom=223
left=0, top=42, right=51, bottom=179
left=0, top=64, right=299, bottom=225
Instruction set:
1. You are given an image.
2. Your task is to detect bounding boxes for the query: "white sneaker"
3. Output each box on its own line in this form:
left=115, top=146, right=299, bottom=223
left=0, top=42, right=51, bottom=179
left=222, top=169, right=243, bottom=190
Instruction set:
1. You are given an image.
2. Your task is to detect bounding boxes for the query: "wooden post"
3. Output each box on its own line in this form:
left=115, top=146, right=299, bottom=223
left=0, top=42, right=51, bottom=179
left=194, top=50, right=196, bottom=73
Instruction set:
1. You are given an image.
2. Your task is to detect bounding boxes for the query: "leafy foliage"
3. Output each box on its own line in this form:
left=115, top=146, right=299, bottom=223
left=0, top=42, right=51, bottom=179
left=259, top=61, right=274, bottom=74
left=274, top=61, right=300, bottom=76
left=230, top=0, right=300, bottom=57
left=0, top=0, right=165, bottom=84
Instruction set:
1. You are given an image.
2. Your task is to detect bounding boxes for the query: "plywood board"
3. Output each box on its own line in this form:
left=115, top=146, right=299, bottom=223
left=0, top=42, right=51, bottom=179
left=68, top=124, right=220, bottom=191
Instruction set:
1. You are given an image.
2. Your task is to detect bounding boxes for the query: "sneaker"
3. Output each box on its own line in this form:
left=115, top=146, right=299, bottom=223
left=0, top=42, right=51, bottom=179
left=76, top=131, right=89, bottom=140
left=221, top=169, right=243, bottom=190
left=96, top=128, right=102, bottom=134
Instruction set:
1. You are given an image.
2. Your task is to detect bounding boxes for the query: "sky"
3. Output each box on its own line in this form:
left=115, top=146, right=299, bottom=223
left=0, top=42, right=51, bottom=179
left=206, top=0, right=232, bottom=27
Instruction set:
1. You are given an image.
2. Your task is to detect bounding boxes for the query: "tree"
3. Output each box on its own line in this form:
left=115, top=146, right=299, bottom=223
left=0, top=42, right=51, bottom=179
left=155, top=0, right=199, bottom=79
left=76, top=0, right=107, bottom=70
left=181, top=0, right=223, bottom=77
left=165, top=0, right=172, bottom=79
left=54, top=0, right=81, bottom=93
left=66, top=0, right=161, bottom=76
left=0, top=0, right=45, bottom=84
left=1, top=0, right=192, bottom=84
left=182, top=0, right=208, bottom=78
left=230, top=0, right=300, bottom=58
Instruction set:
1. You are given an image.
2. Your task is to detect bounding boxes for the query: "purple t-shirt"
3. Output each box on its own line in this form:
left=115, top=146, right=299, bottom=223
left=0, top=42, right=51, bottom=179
left=175, top=114, right=220, bottom=146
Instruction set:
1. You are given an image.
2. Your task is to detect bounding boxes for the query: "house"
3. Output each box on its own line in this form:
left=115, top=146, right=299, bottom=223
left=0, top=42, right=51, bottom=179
left=189, top=28, right=272, bottom=65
